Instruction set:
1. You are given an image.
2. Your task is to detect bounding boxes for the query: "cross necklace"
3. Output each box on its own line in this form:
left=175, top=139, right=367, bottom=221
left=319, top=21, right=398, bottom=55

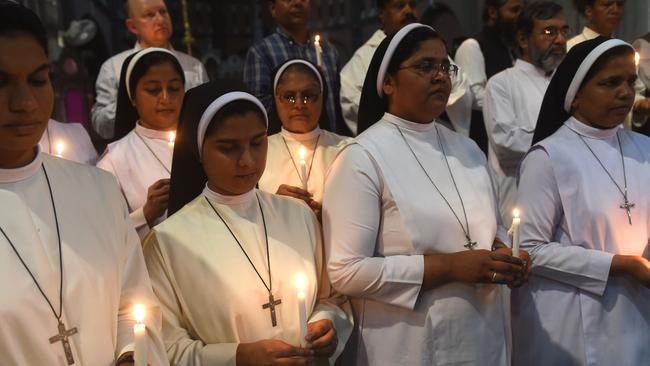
left=397, top=124, right=477, bottom=249
left=204, top=193, right=281, bottom=326
left=0, top=165, right=78, bottom=364
left=574, top=130, right=634, bottom=225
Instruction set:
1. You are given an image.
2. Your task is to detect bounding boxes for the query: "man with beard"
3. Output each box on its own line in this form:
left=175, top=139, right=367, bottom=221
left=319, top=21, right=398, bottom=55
left=244, top=0, right=348, bottom=135
left=483, top=0, right=567, bottom=224
left=567, top=0, right=624, bottom=50
left=455, top=0, right=523, bottom=153
left=91, top=0, right=207, bottom=140
left=340, top=0, right=472, bottom=136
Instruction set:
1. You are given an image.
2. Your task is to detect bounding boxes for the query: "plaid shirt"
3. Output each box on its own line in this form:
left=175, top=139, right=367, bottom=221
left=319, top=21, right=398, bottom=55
left=244, top=27, right=343, bottom=133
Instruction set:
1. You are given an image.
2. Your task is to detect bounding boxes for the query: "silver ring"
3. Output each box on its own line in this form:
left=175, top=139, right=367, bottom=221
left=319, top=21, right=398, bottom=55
left=491, top=271, right=498, bottom=282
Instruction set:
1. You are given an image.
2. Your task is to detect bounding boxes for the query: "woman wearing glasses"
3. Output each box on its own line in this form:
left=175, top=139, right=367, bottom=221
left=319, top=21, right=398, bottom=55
left=323, top=24, right=529, bottom=366
left=258, top=59, right=350, bottom=218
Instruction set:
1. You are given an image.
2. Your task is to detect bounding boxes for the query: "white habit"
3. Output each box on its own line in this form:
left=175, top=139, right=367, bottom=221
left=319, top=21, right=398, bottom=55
left=0, top=152, right=167, bottom=365
left=258, top=126, right=350, bottom=203
left=92, top=44, right=207, bottom=139
left=483, top=59, right=552, bottom=223
left=39, top=119, right=97, bottom=165
left=339, top=30, right=473, bottom=136
left=143, top=188, right=352, bottom=366
left=323, top=113, right=510, bottom=366
left=97, top=124, right=173, bottom=239
left=513, top=117, right=650, bottom=366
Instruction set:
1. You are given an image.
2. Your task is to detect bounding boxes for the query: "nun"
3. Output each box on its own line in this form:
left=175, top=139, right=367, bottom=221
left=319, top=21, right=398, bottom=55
left=323, top=23, right=528, bottom=366
left=142, top=82, right=352, bottom=365
left=96, top=48, right=185, bottom=239
left=513, top=37, right=650, bottom=366
left=258, top=59, right=350, bottom=216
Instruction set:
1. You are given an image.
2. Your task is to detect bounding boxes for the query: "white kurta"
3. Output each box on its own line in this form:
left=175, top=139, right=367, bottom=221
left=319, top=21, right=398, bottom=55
left=339, top=29, right=473, bottom=136
left=0, top=152, right=167, bottom=365
left=143, top=188, right=352, bottom=366
left=483, top=59, right=552, bottom=223
left=566, top=26, right=601, bottom=51
left=97, top=124, right=173, bottom=239
left=323, top=113, right=510, bottom=366
left=455, top=38, right=488, bottom=110
left=513, top=117, right=650, bottom=366
left=258, top=127, right=350, bottom=203
left=91, top=43, right=207, bottom=139
left=39, top=119, right=97, bottom=165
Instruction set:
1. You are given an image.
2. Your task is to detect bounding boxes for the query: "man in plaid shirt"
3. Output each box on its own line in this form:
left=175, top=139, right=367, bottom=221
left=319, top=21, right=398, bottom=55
left=244, top=0, right=349, bottom=135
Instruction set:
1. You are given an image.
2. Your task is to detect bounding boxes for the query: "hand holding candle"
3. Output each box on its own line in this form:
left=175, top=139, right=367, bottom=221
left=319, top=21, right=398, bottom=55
left=295, top=274, right=308, bottom=347
left=299, top=146, right=308, bottom=191
left=511, top=209, right=521, bottom=258
left=133, top=304, right=147, bottom=366
left=314, top=35, right=324, bottom=67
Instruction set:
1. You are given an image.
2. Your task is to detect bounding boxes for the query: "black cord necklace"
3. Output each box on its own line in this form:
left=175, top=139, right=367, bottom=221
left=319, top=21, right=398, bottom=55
left=204, top=192, right=282, bottom=326
left=0, top=164, right=78, bottom=364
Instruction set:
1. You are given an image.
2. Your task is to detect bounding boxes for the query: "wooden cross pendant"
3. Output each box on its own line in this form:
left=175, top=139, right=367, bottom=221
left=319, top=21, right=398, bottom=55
left=620, top=199, right=635, bottom=225
left=464, top=236, right=477, bottom=250
left=262, top=293, right=282, bottom=327
left=49, top=320, right=78, bottom=365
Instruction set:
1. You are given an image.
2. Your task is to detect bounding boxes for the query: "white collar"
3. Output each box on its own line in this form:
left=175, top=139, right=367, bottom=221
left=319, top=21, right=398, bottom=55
left=368, top=29, right=387, bottom=47
left=0, top=147, right=43, bottom=183
left=280, top=126, right=322, bottom=142
left=203, top=185, right=257, bottom=206
left=514, top=59, right=551, bottom=79
left=383, top=112, right=437, bottom=133
left=582, top=26, right=602, bottom=40
left=565, top=116, right=621, bottom=140
left=132, top=42, right=174, bottom=52
left=135, top=122, right=175, bottom=141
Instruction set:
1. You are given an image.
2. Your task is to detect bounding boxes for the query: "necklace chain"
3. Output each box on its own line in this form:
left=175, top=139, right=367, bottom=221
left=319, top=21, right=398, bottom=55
left=134, top=131, right=172, bottom=174
left=281, top=135, right=321, bottom=187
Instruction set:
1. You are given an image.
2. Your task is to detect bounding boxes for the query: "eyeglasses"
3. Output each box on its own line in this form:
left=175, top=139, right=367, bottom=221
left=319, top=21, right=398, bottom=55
left=277, top=91, right=321, bottom=105
left=540, top=26, right=571, bottom=39
left=398, top=60, right=459, bottom=78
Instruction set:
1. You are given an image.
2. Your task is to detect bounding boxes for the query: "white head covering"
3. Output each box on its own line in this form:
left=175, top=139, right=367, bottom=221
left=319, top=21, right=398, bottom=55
left=196, top=92, right=268, bottom=158
left=125, top=47, right=176, bottom=101
left=273, top=59, right=323, bottom=94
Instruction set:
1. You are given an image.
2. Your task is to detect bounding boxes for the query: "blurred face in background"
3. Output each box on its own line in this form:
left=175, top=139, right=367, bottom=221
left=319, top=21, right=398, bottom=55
left=379, top=0, right=419, bottom=35
left=127, top=0, right=173, bottom=48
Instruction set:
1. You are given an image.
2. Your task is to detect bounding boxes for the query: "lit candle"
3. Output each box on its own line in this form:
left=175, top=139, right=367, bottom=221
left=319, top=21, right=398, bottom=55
left=295, top=274, right=308, bottom=347
left=511, top=209, right=521, bottom=258
left=168, top=131, right=176, bottom=154
left=299, top=146, right=308, bottom=191
left=133, top=304, right=147, bottom=366
left=314, top=35, right=324, bottom=67
left=55, top=141, right=65, bottom=158
left=635, top=52, right=641, bottom=73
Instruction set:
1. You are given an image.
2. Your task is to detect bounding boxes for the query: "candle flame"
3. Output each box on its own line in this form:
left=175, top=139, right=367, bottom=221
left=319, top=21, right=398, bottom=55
left=168, top=131, right=176, bottom=144
left=635, top=52, right=641, bottom=67
left=55, top=141, right=65, bottom=157
left=314, top=34, right=321, bottom=46
left=295, top=273, right=307, bottom=292
left=513, top=208, right=520, bottom=218
left=299, top=146, right=306, bottom=161
left=134, top=304, right=146, bottom=324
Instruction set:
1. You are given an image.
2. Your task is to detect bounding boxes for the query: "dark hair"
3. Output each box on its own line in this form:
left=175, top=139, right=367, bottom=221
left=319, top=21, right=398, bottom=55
left=483, top=0, right=509, bottom=22
left=204, top=100, right=267, bottom=139
left=268, top=59, right=330, bottom=134
left=357, top=26, right=444, bottom=133
left=572, top=0, right=595, bottom=15
left=0, top=1, right=48, bottom=56
left=579, top=45, right=634, bottom=91
left=114, top=50, right=185, bottom=140
left=517, top=1, right=564, bottom=38
left=376, top=0, right=389, bottom=9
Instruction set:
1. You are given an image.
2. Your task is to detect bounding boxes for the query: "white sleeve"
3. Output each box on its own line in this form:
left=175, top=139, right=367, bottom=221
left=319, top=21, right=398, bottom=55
left=455, top=39, right=487, bottom=110
left=323, top=144, right=424, bottom=310
left=517, top=148, right=613, bottom=296
left=91, top=59, right=118, bottom=139
left=483, top=75, right=534, bottom=174
left=339, top=52, right=366, bottom=136
left=445, top=56, right=473, bottom=136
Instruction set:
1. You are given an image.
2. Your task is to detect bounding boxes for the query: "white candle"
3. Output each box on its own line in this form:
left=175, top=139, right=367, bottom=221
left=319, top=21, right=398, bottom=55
left=133, top=304, right=147, bottom=366
left=511, top=209, right=521, bottom=258
left=168, top=131, right=176, bottom=154
left=55, top=141, right=65, bottom=158
left=314, top=35, right=324, bottom=67
left=635, top=52, right=641, bottom=73
left=299, top=146, right=308, bottom=191
left=295, top=274, right=308, bottom=347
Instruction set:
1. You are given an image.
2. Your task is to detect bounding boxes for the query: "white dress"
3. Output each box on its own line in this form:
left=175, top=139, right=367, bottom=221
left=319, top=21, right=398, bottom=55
left=143, top=187, right=352, bottom=366
left=323, top=113, right=510, bottom=366
left=483, top=59, right=552, bottom=223
left=258, top=127, right=349, bottom=203
left=97, top=124, right=173, bottom=239
left=513, top=117, right=650, bottom=366
left=0, top=152, right=167, bottom=365
left=39, top=119, right=97, bottom=165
